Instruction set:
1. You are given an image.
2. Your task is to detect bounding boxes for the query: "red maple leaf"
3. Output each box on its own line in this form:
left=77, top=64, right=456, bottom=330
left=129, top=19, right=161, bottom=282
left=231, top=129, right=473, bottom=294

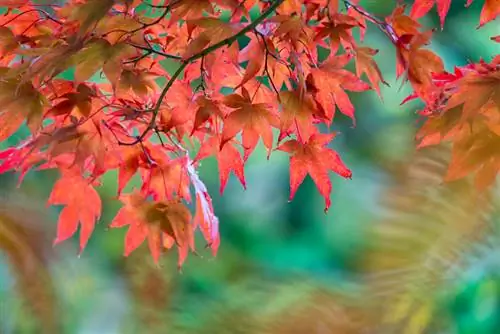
left=110, top=192, right=194, bottom=267
left=306, top=53, right=370, bottom=124
left=277, top=132, right=352, bottom=211
left=195, top=135, right=246, bottom=193
left=47, top=171, right=101, bottom=253
left=221, top=88, right=279, bottom=160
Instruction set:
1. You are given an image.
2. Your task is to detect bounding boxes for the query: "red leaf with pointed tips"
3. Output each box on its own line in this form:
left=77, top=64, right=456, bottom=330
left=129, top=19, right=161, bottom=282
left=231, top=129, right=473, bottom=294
left=48, top=173, right=101, bottom=253
left=278, top=132, right=352, bottom=211
left=221, top=88, right=279, bottom=160
left=195, top=135, right=246, bottom=193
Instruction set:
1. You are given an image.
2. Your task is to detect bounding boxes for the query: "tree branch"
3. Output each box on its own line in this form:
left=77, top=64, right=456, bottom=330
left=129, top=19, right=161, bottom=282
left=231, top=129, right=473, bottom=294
left=118, top=0, right=285, bottom=146
left=128, top=42, right=182, bottom=60
left=343, top=0, right=398, bottom=43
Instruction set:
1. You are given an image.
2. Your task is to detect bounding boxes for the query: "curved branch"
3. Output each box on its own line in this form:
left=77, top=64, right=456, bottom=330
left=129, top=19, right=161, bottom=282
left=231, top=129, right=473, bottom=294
left=118, top=0, right=285, bottom=146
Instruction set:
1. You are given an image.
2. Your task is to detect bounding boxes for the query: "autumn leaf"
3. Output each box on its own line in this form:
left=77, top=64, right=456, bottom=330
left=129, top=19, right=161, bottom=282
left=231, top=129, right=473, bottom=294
left=466, top=0, right=500, bottom=27
left=354, top=47, right=388, bottom=95
left=0, top=27, right=18, bottom=56
left=110, top=192, right=194, bottom=266
left=410, top=0, right=451, bottom=29
left=278, top=89, right=322, bottom=142
left=0, top=76, right=46, bottom=141
left=396, top=30, right=444, bottom=96
left=182, top=18, right=240, bottom=60
left=278, top=132, right=352, bottom=211
left=195, top=135, right=246, bottom=193
left=314, top=13, right=358, bottom=55
left=445, top=123, right=500, bottom=190
left=272, top=14, right=313, bottom=51
left=141, top=156, right=192, bottom=203
left=117, top=69, right=158, bottom=98
left=237, top=37, right=265, bottom=89
left=191, top=95, right=224, bottom=135
left=170, top=0, right=214, bottom=22
left=0, top=0, right=498, bottom=271
left=46, top=83, right=96, bottom=118
left=221, top=88, right=279, bottom=160
left=63, top=0, right=116, bottom=35
left=306, top=53, right=370, bottom=124
left=47, top=172, right=102, bottom=253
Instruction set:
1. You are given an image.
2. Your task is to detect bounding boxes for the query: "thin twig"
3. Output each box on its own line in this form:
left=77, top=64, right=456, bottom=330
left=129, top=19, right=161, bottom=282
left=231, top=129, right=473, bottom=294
left=128, top=42, right=182, bottom=60
left=343, top=0, right=398, bottom=43
left=118, top=0, right=285, bottom=146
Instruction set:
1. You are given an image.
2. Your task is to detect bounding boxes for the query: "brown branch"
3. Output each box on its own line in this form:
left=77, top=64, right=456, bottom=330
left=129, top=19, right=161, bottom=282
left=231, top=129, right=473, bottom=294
left=128, top=42, right=182, bottom=60
left=255, top=31, right=281, bottom=98
left=0, top=8, right=62, bottom=26
left=343, top=0, right=398, bottom=44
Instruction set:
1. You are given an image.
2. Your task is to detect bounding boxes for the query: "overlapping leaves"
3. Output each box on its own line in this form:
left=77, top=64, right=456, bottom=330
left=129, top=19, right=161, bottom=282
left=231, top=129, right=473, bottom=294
left=0, top=0, right=498, bottom=267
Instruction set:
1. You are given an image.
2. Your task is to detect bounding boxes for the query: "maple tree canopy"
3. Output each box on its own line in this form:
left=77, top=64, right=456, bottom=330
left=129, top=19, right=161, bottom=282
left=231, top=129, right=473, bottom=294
left=0, top=0, right=498, bottom=268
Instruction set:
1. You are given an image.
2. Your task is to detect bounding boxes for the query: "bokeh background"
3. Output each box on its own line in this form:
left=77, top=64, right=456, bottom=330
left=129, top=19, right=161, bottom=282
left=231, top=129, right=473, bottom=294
left=1, top=1, right=500, bottom=333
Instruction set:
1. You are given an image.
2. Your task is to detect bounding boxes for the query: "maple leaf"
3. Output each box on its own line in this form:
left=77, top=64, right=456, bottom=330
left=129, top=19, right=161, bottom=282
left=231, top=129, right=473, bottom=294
left=0, top=27, right=18, bottom=56
left=182, top=18, right=240, bottom=60
left=387, top=5, right=422, bottom=46
left=395, top=30, right=444, bottom=97
left=354, top=47, right=388, bottom=95
left=444, top=66, right=500, bottom=122
left=170, top=0, right=215, bottom=22
left=221, top=88, right=279, bottom=160
left=278, top=89, right=322, bottom=142
left=445, top=122, right=500, bottom=190
left=61, top=0, right=116, bottom=35
left=410, top=0, right=451, bottom=29
left=237, top=37, right=265, bottom=89
left=110, top=192, right=194, bottom=266
left=466, top=0, right=500, bottom=27
left=116, top=69, right=158, bottom=98
left=46, top=83, right=96, bottom=118
left=186, top=159, right=220, bottom=255
left=0, top=0, right=498, bottom=271
left=306, top=53, right=370, bottom=124
left=47, top=172, right=102, bottom=253
left=71, top=39, right=131, bottom=83
left=195, top=135, right=246, bottom=193
left=277, top=132, right=352, bottom=211
left=314, top=13, right=359, bottom=55
left=191, top=95, right=224, bottom=135
left=272, top=14, right=314, bottom=51
left=0, top=76, right=46, bottom=141
left=141, top=155, right=192, bottom=203
left=117, top=145, right=149, bottom=195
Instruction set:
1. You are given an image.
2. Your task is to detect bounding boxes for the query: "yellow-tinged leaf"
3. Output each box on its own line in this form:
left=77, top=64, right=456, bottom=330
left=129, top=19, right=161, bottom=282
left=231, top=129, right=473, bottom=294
left=355, top=47, right=387, bottom=95
left=0, top=78, right=45, bottom=141
left=66, top=0, right=116, bottom=35
left=0, top=26, right=18, bottom=55
left=72, top=39, right=113, bottom=82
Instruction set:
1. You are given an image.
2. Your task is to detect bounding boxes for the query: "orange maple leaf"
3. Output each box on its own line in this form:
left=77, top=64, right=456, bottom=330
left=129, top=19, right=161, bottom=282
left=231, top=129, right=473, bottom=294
left=47, top=172, right=101, bottom=253
left=314, top=13, right=358, bottom=55
left=410, top=0, right=451, bottom=29
left=278, top=89, right=322, bottom=142
left=110, top=192, right=194, bottom=267
left=0, top=76, right=46, bottom=142
left=221, top=88, right=279, bottom=160
left=277, top=132, right=352, bottom=211
left=354, top=47, right=388, bottom=96
left=306, top=53, right=370, bottom=124
left=195, top=135, right=246, bottom=193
